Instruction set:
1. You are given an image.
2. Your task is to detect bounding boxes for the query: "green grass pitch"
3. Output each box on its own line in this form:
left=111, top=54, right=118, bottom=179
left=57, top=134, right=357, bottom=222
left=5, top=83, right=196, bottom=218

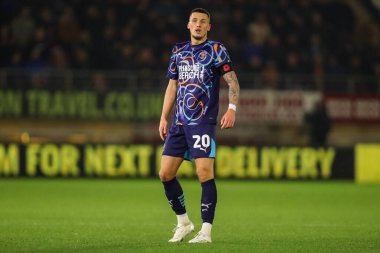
left=0, top=179, right=379, bottom=253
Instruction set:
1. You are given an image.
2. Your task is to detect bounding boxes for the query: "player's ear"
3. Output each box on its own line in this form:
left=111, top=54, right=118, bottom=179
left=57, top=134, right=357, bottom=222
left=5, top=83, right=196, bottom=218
left=187, top=22, right=190, bottom=30
left=207, top=23, right=211, bottom=31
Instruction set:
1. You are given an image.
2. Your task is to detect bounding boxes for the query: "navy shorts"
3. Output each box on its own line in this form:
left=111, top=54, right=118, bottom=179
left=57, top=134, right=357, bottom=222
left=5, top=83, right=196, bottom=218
left=162, top=124, right=216, bottom=160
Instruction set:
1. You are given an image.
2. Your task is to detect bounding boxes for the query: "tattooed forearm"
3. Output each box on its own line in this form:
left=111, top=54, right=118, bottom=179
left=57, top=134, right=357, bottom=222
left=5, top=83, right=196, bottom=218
left=223, top=71, right=240, bottom=105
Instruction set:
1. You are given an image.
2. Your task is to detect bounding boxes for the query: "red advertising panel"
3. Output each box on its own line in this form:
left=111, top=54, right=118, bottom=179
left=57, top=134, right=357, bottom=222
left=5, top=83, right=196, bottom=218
left=219, top=90, right=321, bottom=125
left=325, top=94, right=380, bottom=122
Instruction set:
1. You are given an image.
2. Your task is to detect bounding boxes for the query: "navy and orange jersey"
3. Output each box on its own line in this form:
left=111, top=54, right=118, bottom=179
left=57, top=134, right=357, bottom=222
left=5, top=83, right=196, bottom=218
left=167, top=40, right=232, bottom=125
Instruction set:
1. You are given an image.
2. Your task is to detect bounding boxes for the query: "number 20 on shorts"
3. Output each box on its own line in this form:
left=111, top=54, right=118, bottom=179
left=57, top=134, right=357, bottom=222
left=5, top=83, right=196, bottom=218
left=192, top=134, right=210, bottom=150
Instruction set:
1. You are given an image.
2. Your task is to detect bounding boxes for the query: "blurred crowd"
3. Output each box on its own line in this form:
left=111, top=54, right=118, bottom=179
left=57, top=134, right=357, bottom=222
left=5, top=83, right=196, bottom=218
left=1, top=0, right=380, bottom=90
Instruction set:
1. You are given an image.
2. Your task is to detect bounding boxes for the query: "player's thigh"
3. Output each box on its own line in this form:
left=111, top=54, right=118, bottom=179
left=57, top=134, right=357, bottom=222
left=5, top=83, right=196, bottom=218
left=194, top=157, right=215, bottom=182
left=159, top=155, right=184, bottom=182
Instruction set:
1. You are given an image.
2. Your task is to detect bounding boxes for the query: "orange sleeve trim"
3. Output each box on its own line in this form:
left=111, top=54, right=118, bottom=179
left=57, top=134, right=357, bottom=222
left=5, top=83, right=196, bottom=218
left=213, top=44, right=218, bottom=53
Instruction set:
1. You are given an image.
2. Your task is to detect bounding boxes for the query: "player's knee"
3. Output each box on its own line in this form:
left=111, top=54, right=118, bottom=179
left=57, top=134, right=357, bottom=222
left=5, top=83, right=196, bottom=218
left=196, top=167, right=213, bottom=182
left=159, top=169, right=175, bottom=182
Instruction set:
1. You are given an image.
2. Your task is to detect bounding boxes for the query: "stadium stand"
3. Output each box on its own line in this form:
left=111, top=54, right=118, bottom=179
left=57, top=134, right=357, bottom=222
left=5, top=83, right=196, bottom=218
left=1, top=0, right=379, bottom=92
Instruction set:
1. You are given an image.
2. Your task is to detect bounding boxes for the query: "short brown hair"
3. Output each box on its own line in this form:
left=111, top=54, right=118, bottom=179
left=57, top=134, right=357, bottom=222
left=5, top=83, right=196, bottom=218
left=190, top=8, right=211, bottom=21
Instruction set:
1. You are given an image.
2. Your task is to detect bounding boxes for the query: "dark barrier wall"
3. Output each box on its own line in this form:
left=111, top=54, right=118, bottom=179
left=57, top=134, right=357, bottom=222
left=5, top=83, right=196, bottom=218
left=0, top=143, right=354, bottom=179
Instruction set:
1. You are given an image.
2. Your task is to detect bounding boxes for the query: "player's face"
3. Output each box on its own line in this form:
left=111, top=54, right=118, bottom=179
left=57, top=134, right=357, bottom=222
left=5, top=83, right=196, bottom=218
left=187, top=12, right=211, bottom=41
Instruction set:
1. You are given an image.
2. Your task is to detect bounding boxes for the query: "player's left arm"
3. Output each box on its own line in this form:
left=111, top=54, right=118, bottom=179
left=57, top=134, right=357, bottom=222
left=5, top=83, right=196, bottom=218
left=221, top=70, right=240, bottom=129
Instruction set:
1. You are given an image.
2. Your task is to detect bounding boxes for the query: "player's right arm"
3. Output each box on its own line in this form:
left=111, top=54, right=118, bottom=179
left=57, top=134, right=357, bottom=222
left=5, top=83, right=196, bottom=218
left=159, top=79, right=178, bottom=141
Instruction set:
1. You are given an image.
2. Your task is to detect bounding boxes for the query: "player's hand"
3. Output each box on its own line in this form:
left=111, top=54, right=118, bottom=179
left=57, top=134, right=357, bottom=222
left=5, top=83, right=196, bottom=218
left=220, top=109, right=236, bottom=129
left=159, top=118, right=169, bottom=141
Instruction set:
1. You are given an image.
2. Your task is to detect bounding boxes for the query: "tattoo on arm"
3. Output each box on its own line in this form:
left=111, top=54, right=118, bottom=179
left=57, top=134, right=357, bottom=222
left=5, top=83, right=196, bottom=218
left=223, top=71, right=240, bottom=105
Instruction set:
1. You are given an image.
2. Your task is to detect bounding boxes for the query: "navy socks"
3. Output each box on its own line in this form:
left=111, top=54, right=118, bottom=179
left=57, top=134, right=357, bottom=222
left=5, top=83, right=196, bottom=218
left=163, top=177, right=217, bottom=224
left=201, top=179, right=217, bottom=224
left=163, top=177, right=186, bottom=215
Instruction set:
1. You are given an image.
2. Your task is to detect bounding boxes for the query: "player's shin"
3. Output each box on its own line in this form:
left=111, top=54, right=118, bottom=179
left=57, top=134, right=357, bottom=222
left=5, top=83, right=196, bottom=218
left=200, top=178, right=217, bottom=235
left=162, top=177, right=190, bottom=225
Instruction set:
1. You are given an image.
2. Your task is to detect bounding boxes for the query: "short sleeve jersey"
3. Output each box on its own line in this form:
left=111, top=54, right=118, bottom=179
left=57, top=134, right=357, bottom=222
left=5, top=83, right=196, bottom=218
left=167, top=40, right=232, bottom=125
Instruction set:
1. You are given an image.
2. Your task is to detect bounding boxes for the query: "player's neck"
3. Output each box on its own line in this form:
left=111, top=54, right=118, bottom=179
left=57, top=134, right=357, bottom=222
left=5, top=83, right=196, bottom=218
left=191, top=36, right=207, bottom=46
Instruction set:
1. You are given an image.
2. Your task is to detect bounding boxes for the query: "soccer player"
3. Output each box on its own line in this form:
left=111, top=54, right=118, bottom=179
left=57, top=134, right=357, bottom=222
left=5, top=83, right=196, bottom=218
left=158, top=8, right=240, bottom=243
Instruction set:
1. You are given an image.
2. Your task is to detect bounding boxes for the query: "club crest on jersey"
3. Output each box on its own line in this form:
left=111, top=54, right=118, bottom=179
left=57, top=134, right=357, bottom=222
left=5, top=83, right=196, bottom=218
left=199, top=51, right=207, bottom=60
